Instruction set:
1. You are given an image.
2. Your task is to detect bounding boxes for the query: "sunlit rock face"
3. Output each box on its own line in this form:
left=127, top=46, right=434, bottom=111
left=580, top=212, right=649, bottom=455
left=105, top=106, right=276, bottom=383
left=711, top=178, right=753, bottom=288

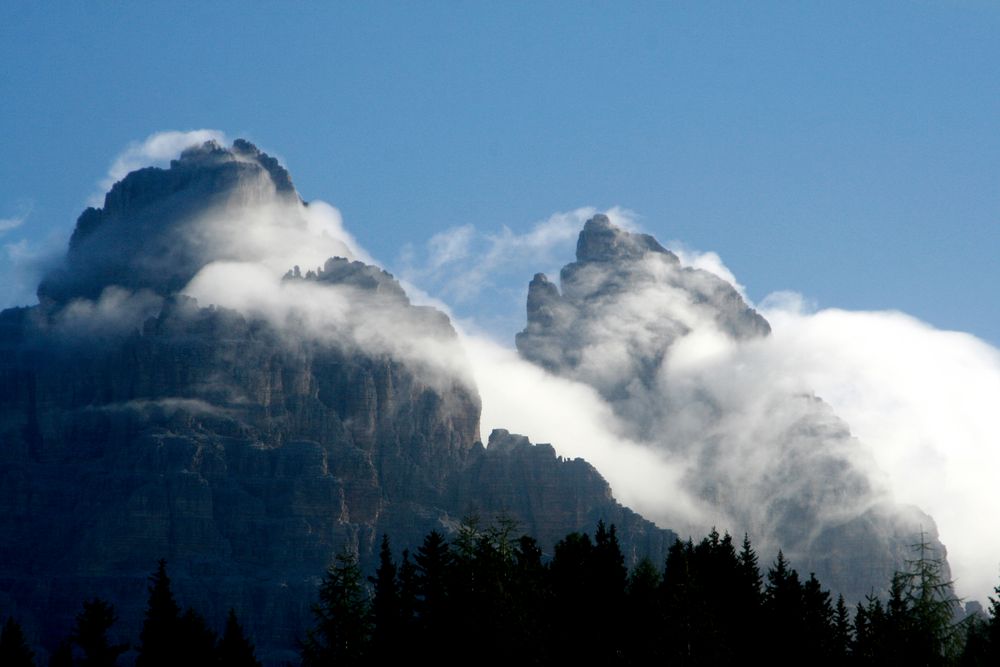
left=0, top=143, right=673, bottom=665
left=516, top=214, right=948, bottom=605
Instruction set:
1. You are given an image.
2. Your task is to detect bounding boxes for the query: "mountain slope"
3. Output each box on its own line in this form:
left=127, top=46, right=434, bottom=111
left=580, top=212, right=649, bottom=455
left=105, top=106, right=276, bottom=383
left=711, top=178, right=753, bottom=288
left=515, top=214, right=948, bottom=604
left=0, top=142, right=673, bottom=664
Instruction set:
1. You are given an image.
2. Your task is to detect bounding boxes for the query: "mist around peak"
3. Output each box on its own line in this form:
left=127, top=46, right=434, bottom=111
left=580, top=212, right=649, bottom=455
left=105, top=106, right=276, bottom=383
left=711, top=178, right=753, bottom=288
left=8, top=133, right=999, bottom=603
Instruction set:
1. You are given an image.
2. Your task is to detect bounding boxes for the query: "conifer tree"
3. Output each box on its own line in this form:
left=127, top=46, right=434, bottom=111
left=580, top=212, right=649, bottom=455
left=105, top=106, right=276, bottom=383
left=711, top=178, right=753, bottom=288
left=986, top=581, right=1000, bottom=661
left=368, top=535, right=402, bottom=663
left=765, top=550, right=807, bottom=662
left=0, top=617, right=36, bottom=667
left=899, top=532, right=964, bottom=664
left=176, top=608, right=216, bottom=664
left=301, top=549, right=371, bottom=667
left=831, top=594, right=853, bottom=662
left=48, top=640, right=73, bottom=667
left=217, top=609, right=261, bottom=667
left=802, top=573, right=835, bottom=664
left=413, top=529, right=453, bottom=647
left=136, top=560, right=181, bottom=667
left=72, top=599, right=128, bottom=667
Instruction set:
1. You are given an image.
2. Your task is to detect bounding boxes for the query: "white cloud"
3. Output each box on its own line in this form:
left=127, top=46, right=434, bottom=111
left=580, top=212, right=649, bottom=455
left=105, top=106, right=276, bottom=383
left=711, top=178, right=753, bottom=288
left=463, top=332, right=711, bottom=529
left=0, top=215, right=26, bottom=235
left=90, top=129, right=228, bottom=206
left=757, top=300, right=1000, bottom=601
left=669, top=241, right=748, bottom=301
left=398, top=206, right=639, bottom=304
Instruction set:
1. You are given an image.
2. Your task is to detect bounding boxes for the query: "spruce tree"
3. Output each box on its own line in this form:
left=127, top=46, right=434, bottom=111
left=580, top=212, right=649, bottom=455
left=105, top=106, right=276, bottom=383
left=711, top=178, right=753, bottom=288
left=72, top=599, right=128, bottom=667
left=831, top=594, right=853, bottom=662
left=0, top=617, right=36, bottom=667
left=136, top=560, right=181, bottom=667
left=217, top=609, right=261, bottom=667
left=301, top=549, right=371, bottom=667
left=413, top=529, right=453, bottom=650
left=802, top=573, right=835, bottom=664
left=176, top=608, right=216, bottom=663
left=368, top=535, right=402, bottom=662
left=764, top=550, right=807, bottom=662
left=48, top=640, right=72, bottom=667
left=899, top=532, right=964, bottom=664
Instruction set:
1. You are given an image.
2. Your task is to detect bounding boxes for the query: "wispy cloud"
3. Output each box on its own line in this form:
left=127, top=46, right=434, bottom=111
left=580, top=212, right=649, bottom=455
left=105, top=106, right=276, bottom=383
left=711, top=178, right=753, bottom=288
left=396, top=205, right=638, bottom=342
left=90, top=129, right=228, bottom=206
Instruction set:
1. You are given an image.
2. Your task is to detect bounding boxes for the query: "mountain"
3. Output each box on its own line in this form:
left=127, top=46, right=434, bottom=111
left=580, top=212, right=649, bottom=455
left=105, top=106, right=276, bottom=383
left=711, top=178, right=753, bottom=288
left=0, top=141, right=673, bottom=664
left=515, top=214, right=948, bottom=605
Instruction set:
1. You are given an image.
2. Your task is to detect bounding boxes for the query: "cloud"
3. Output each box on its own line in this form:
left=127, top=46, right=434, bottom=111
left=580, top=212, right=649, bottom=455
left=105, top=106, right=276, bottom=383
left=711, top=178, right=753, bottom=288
left=0, top=228, right=69, bottom=309
left=756, top=300, right=1000, bottom=601
left=55, top=286, right=164, bottom=338
left=463, top=332, right=712, bottom=529
left=0, top=215, right=27, bottom=235
left=90, top=129, right=228, bottom=206
left=668, top=241, right=748, bottom=300
left=395, top=205, right=639, bottom=343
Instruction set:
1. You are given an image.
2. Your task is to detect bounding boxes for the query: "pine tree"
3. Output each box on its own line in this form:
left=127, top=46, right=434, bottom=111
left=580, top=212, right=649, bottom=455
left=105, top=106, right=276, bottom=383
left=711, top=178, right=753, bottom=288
left=764, top=550, right=807, bottom=662
left=413, top=529, right=453, bottom=649
left=217, top=609, right=261, bottom=667
left=0, top=617, right=36, bottom=667
left=831, top=594, right=853, bottom=662
left=802, top=573, right=835, bottom=664
left=176, top=608, right=216, bottom=664
left=899, top=531, right=964, bottom=664
left=48, top=640, right=73, bottom=667
left=72, top=599, right=128, bottom=667
left=301, top=549, right=371, bottom=667
left=368, top=535, right=402, bottom=662
left=136, top=560, right=181, bottom=667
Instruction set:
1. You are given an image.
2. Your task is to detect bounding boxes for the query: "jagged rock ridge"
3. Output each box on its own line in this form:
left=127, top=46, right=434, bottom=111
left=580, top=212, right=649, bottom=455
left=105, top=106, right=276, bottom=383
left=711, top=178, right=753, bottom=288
left=0, top=142, right=674, bottom=665
left=515, top=214, right=948, bottom=605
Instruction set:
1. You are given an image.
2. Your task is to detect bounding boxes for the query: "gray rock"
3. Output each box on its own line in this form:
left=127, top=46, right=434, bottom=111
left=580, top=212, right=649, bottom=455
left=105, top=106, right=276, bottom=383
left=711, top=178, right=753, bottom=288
left=515, top=215, right=950, bottom=605
left=0, top=145, right=674, bottom=665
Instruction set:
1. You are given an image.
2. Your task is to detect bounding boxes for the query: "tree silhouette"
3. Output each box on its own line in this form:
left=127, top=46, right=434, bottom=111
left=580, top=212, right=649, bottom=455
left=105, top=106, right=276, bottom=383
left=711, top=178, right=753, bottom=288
left=898, top=532, right=964, bottom=664
left=368, top=535, right=403, bottom=663
left=0, top=617, right=35, bottom=667
left=217, top=609, right=261, bottom=667
left=135, top=560, right=181, bottom=667
left=301, top=549, right=371, bottom=667
left=71, top=599, right=128, bottom=667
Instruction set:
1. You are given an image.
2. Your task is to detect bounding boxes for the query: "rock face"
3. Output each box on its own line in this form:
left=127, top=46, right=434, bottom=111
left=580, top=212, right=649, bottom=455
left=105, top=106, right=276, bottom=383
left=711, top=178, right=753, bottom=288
left=515, top=214, right=948, bottom=605
left=0, top=143, right=673, bottom=665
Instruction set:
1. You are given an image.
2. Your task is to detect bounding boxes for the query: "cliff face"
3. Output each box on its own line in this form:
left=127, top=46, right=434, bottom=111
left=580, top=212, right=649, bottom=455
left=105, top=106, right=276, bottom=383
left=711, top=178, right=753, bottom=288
left=0, top=143, right=673, bottom=664
left=515, top=214, right=948, bottom=606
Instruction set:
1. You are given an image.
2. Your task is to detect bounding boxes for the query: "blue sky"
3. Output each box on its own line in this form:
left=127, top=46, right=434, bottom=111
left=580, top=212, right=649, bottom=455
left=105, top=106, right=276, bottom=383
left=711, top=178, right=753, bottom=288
left=4, top=1, right=1000, bottom=600
left=2, top=1, right=999, bottom=345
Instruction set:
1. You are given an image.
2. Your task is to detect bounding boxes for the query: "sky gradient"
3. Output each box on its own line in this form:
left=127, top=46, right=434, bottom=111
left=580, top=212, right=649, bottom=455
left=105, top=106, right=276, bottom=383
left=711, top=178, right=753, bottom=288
left=3, top=1, right=1000, bottom=600
left=2, top=1, right=999, bottom=345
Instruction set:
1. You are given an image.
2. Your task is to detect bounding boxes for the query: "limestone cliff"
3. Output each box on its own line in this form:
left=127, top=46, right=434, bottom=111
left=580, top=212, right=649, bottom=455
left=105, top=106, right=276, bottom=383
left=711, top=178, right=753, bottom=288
left=515, top=214, right=949, bottom=606
left=0, top=143, right=673, bottom=664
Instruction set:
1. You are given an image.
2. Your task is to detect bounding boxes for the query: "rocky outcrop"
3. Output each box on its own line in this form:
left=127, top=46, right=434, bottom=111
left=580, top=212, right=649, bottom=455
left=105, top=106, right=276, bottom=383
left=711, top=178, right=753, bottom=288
left=0, top=142, right=674, bottom=665
left=515, top=214, right=949, bottom=606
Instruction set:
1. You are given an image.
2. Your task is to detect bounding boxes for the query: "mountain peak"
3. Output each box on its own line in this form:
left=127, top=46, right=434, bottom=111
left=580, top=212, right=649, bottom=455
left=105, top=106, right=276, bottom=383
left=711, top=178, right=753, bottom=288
left=575, top=214, right=677, bottom=264
left=38, top=139, right=300, bottom=304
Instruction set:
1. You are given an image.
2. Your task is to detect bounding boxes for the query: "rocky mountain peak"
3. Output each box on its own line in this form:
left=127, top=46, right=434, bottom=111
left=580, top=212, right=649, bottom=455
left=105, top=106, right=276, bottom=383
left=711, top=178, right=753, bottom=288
left=38, top=140, right=302, bottom=305
left=575, top=213, right=678, bottom=264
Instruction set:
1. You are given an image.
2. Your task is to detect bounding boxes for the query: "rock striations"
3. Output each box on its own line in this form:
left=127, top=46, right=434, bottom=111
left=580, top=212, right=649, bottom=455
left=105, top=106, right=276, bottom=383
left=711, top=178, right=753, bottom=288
left=515, top=214, right=948, bottom=607
left=0, top=142, right=673, bottom=664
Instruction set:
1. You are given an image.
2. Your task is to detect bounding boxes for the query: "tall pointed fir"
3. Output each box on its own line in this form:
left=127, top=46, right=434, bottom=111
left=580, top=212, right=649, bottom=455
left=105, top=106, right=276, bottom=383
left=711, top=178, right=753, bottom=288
left=368, top=535, right=402, bottom=663
left=301, top=549, right=371, bottom=667
left=72, top=599, right=128, bottom=667
left=135, top=560, right=181, bottom=667
left=217, top=609, right=261, bottom=667
left=899, top=532, right=964, bottom=664
left=0, top=617, right=35, bottom=667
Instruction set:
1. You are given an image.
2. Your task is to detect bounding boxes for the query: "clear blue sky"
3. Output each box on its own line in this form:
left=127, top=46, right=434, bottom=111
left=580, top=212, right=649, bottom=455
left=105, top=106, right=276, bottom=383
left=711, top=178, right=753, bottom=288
left=2, top=1, right=999, bottom=345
